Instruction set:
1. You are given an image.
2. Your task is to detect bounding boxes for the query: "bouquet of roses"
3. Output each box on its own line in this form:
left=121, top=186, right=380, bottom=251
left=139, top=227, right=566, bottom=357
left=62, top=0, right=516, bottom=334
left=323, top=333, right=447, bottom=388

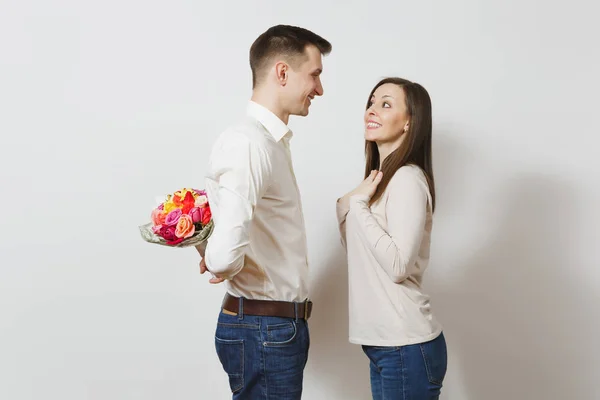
left=139, top=188, right=213, bottom=247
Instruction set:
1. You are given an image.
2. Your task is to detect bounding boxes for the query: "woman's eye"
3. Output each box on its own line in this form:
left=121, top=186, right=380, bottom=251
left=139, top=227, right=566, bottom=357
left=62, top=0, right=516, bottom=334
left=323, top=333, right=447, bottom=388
left=383, top=102, right=390, bottom=108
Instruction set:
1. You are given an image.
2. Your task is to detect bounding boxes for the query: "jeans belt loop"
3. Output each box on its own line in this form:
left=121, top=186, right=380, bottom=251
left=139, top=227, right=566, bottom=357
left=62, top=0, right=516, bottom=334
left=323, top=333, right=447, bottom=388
left=304, top=299, right=309, bottom=320
left=238, top=297, right=244, bottom=320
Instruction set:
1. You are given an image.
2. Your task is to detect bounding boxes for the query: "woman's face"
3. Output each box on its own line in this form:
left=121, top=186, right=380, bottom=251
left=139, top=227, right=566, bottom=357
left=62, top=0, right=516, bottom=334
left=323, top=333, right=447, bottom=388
left=364, top=83, right=410, bottom=144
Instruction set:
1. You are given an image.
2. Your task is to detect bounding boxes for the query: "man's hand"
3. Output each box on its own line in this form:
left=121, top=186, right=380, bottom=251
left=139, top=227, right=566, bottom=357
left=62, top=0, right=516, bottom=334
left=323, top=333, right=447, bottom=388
left=199, top=258, right=225, bottom=284
left=195, top=243, right=206, bottom=258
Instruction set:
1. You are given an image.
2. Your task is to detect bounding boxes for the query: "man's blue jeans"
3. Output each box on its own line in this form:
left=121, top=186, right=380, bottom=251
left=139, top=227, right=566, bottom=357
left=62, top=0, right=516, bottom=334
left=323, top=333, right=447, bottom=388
left=214, top=309, right=310, bottom=399
left=362, top=332, right=447, bottom=400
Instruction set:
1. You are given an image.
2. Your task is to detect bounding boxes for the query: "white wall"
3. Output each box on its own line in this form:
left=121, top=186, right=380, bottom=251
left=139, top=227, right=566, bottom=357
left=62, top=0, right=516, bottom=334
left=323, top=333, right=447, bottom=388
left=2, top=1, right=599, bottom=399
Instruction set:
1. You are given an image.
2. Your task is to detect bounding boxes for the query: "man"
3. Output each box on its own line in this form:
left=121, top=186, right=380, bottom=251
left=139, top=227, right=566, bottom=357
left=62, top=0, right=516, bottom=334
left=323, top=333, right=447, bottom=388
left=197, top=25, right=332, bottom=399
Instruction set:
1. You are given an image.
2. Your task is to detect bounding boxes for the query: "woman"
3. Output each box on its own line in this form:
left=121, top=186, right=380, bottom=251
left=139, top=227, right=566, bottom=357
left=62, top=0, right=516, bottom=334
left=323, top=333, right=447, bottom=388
left=336, top=77, right=447, bottom=399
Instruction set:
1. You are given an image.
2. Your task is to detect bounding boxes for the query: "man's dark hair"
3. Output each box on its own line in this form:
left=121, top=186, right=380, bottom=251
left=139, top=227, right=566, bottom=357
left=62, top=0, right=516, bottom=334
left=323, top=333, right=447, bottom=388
left=249, top=25, right=332, bottom=88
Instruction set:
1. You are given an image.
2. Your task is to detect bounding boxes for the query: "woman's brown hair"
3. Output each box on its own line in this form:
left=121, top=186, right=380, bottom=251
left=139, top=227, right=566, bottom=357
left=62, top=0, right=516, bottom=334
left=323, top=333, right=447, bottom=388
left=365, top=77, right=436, bottom=211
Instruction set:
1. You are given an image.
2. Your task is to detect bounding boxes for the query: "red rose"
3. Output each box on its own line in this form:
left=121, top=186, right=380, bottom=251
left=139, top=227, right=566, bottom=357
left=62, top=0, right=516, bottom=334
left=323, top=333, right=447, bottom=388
left=159, top=225, right=184, bottom=245
left=201, top=207, right=212, bottom=225
left=181, top=191, right=195, bottom=215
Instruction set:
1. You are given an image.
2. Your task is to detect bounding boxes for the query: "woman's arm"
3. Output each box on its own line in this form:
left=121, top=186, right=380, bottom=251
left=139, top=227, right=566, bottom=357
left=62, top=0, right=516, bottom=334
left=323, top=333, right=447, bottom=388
left=348, top=167, right=429, bottom=283
left=336, top=195, right=351, bottom=248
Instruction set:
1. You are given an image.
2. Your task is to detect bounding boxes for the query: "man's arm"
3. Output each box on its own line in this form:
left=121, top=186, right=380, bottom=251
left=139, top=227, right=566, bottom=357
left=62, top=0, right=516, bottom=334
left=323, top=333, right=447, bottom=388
left=203, top=132, right=271, bottom=280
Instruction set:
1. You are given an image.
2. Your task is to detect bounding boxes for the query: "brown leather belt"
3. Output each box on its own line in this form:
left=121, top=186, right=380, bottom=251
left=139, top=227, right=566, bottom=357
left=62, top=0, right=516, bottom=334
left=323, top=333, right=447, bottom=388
left=222, top=293, right=313, bottom=320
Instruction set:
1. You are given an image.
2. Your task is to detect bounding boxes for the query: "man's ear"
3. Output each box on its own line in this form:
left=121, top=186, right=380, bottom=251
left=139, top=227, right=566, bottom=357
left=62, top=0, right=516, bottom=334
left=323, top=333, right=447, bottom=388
left=274, top=61, right=288, bottom=86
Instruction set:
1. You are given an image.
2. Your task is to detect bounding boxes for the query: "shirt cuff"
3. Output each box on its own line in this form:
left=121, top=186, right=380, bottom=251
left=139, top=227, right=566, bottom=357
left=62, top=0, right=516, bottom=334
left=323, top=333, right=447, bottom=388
left=336, top=197, right=350, bottom=219
left=349, top=194, right=371, bottom=206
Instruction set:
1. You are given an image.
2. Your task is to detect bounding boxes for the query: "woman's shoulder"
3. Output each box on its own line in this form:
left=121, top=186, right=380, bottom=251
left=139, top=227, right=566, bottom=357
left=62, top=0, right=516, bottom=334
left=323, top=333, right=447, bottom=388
left=389, top=164, right=428, bottom=187
left=386, top=164, right=432, bottom=203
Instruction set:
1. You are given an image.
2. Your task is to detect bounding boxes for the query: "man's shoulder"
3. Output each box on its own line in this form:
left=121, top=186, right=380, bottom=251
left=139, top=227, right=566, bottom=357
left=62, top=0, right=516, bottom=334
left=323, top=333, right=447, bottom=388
left=217, top=117, right=271, bottom=147
left=208, top=117, right=276, bottom=167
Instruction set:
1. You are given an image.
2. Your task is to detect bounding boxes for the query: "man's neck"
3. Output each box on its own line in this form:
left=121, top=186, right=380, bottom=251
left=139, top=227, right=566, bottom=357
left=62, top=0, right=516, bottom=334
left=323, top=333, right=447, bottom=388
left=251, top=89, right=290, bottom=125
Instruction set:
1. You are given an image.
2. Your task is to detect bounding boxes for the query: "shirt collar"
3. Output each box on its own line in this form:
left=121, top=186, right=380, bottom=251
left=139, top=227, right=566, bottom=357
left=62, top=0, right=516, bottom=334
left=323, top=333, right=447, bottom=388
left=246, top=100, right=292, bottom=142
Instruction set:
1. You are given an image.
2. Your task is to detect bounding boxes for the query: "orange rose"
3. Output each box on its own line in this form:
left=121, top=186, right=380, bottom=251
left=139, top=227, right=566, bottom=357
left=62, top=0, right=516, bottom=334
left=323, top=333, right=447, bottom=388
left=175, top=214, right=195, bottom=239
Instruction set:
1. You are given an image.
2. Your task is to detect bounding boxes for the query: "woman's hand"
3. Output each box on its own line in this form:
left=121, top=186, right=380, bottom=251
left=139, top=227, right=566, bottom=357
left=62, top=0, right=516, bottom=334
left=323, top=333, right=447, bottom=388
left=352, top=170, right=383, bottom=199
left=338, top=170, right=383, bottom=208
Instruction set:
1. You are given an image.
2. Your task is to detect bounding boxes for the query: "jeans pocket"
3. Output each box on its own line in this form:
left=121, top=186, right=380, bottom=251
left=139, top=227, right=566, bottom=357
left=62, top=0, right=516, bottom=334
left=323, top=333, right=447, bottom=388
left=419, top=333, right=448, bottom=386
left=363, top=345, right=401, bottom=352
left=265, top=321, right=297, bottom=346
left=214, top=337, right=244, bottom=393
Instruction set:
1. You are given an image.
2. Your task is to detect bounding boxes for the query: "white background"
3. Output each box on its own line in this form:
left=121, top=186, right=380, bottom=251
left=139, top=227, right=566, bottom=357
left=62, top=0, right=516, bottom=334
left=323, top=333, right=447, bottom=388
left=2, top=1, right=599, bottom=399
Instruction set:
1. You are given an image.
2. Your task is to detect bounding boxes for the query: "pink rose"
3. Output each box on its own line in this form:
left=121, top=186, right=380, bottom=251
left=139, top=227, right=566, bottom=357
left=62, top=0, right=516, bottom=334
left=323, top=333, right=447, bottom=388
left=189, top=207, right=202, bottom=223
left=164, top=209, right=182, bottom=226
left=151, top=208, right=166, bottom=226
left=158, top=225, right=183, bottom=245
left=175, top=214, right=195, bottom=239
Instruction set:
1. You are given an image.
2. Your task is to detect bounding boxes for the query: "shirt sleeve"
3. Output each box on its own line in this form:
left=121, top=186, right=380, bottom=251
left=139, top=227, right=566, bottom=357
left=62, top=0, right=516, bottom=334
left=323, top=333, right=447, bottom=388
left=204, top=131, right=272, bottom=279
left=336, top=197, right=351, bottom=249
left=348, top=167, right=430, bottom=283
